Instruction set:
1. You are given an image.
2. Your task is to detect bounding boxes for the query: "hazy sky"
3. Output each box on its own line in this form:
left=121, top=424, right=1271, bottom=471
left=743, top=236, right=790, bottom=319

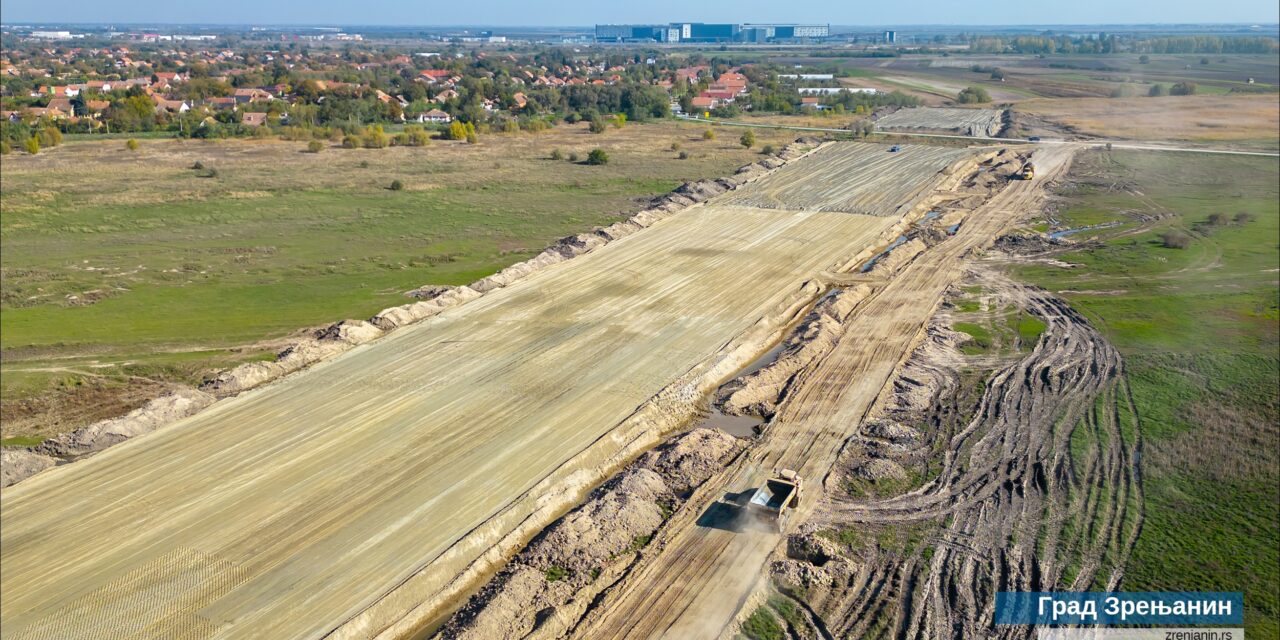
left=3, top=0, right=1278, bottom=27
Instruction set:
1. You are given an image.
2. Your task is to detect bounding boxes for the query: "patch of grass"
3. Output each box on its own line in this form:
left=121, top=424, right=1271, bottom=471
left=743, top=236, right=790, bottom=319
left=627, top=534, right=652, bottom=554
left=1016, top=314, right=1047, bottom=345
left=952, top=321, right=994, bottom=354
left=544, top=565, right=569, bottom=582
left=741, top=607, right=784, bottom=640
left=1012, top=149, right=1279, bottom=637
left=1, top=435, right=46, bottom=447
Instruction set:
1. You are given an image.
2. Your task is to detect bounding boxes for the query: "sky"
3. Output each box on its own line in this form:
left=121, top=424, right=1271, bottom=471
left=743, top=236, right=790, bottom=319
left=2, top=0, right=1278, bottom=27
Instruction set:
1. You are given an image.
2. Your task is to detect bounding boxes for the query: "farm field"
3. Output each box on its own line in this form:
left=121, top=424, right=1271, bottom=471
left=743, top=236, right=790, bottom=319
left=0, top=120, right=801, bottom=441
left=874, top=106, right=1004, bottom=136
left=718, top=142, right=968, bottom=215
left=1012, top=150, right=1280, bottom=635
left=1017, top=94, right=1280, bottom=150
left=0, top=141, right=951, bottom=640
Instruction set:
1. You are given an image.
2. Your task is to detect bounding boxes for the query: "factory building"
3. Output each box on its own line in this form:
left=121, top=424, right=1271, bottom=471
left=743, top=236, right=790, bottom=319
left=595, top=23, right=829, bottom=44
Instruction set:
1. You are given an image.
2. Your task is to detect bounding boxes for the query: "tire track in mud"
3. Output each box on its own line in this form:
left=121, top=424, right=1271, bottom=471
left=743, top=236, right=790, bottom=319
left=787, top=266, right=1143, bottom=639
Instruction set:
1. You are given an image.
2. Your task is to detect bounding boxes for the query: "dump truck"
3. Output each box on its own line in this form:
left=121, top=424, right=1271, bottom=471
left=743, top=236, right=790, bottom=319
left=1019, top=162, right=1035, bottom=180
left=733, top=469, right=802, bottom=532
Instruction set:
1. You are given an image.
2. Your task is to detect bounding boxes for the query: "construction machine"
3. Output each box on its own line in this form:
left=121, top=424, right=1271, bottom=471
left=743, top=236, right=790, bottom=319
left=1019, top=162, right=1035, bottom=180
left=733, top=469, right=802, bottom=532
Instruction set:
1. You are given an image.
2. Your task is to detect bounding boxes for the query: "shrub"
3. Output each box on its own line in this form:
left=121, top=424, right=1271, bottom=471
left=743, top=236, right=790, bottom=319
left=201, top=168, right=218, bottom=179
left=1139, top=55, right=1150, bottom=64
left=389, top=179, right=404, bottom=191
left=37, top=127, right=62, bottom=147
left=404, top=125, right=430, bottom=146
left=568, top=151, right=579, bottom=162
left=24, top=137, right=39, bottom=154
left=192, top=160, right=205, bottom=170
left=956, top=86, right=992, bottom=104
left=670, top=141, right=681, bottom=151
left=1148, top=83, right=1168, bottom=97
left=544, top=566, right=569, bottom=582
left=702, top=129, right=715, bottom=140
left=589, top=117, right=607, bottom=134
left=586, top=148, right=609, bottom=165
left=550, top=148, right=564, bottom=160
left=612, top=113, right=626, bottom=129
left=448, top=120, right=467, bottom=140
left=126, top=138, right=139, bottom=151
left=362, top=127, right=389, bottom=149
left=678, top=150, right=690, bottom=159
left=739, top=129, right=756, bottom=148
left=0, top=140, right=10, bottom=155
left=342, top=136, right=359, bottom=149
left=1159, top=230, right=1191, bottom=249
left=1170, top=81, right=1198, bottom=96
left=359, top=160, right=369, bottom=168
left=307, top=140, right=324, bottom=153
left=1207, top=212, right=1229, bottom=226
left=761, top=144, right=775, bottom=155
left=1234, top=212, right=1255, bottom=224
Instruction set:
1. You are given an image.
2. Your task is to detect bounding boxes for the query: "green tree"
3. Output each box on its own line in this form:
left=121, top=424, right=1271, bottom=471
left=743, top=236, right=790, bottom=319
left=464, top=121, right=478, bottom=144
left=448, top=120, right=467, bottom=140
left=586, top=148, right=609, bottom=165
left=739, top=129, right=755, bottom=148
left=612, top=113, right=626, bottom=129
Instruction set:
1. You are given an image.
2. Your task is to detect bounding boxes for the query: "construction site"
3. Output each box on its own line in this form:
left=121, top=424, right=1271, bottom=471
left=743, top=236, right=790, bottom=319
left=0, top=121, right=1103, bottom=639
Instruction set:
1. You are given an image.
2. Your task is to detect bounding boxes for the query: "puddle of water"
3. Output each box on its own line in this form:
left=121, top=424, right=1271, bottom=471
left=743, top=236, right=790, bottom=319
left=697, top=409, right=763, bottom=439
left=922, top=210, right=942, bottom=221
left=859, top=235, right=909, bottom=273
left=1048, top=221, right=1121, bottom=239
left=945, top=223, right=961, bottom=234
left=739, top=340, right=789, bottom=377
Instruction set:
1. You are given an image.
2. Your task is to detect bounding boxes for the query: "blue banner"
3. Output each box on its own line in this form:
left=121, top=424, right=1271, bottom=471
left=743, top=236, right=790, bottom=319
left=995, top=592, right=1244, bottom=626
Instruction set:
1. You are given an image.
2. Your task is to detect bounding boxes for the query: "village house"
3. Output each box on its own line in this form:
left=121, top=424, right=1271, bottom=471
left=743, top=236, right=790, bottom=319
left=240, top=111, right=268, bottom=126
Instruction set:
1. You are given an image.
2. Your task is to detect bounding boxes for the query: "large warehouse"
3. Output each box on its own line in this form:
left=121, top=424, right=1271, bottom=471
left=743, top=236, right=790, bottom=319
left=594, top=22, right=829, bottom=43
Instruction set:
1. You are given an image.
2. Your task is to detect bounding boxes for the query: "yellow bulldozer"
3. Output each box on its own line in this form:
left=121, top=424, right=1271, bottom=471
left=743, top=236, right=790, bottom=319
left=1018, top=162, right=1035, bottom=180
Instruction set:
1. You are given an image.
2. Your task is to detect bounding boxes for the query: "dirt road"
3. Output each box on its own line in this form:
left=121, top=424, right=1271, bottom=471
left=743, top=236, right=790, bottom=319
left=803, top=268, right=1141, bottom=638
left=571, top=145, right=1076, bottom=640
left=0, top=145, right=959, bottom=640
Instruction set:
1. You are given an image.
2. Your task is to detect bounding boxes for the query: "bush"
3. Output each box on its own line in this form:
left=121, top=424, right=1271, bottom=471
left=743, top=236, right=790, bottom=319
left=307, top=140, right=324, bottom=153
left=0, top=140, right=10, bottom=155
left=544, top=566, right=569, bottom=582
left=1159, top=230, right=1191, bottom=249
left=670, top=141, right=681, bottom=152
left=612, top=113, right=626, bottom=129
left=389, top=179, right=404, bottom=191
left=342, top=136, right=359, bottom=149
left=586, top=148, right=609, bottom=165
left=1170, top=81, right=1198, bottom=96
left=550, top=148, right=564, bottom=160
left=1139, top=55, right=1150, bottom=64
left=739, top=129, right=756, bottom=148
left=359, top=160, right=369, bottom=168
left=1148, top=83, right=1168, bottom=97
left=1234, top=212, right=1255, bottom=224
left=447, top=120, right=467, bottom=140
left=761, top=144, right=775, bottom=155
left=1207, top=212, right=1229, bottom=226
left=568, top=151, right=579, bottom=162
left=588, top=117, right=607, bottom=134
left=677, top=150, right=690, bottom=159
left=741, top=608, right=784, bottom=640
left=37, top=127, right=62, bottom=148
left=956, top=86, right=992, bottom=104
left=201, top=168, right=218, bottom=179
left=24, top=137, right=39, bottom=154
left=702, top=129, right=716, bottom=140
left=192, top=160, right=205, bottom=170
left=126, top=138, right=139, bottom=151
left=403, top=125, right=430, bottom=146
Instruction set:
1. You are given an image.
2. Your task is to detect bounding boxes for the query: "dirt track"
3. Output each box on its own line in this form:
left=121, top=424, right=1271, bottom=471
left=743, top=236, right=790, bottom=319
left=569, top=146, right=1076, bottom=640
left=0, top=144, right=966, bottom=640
left=794, top=267, right=1141, bottom=638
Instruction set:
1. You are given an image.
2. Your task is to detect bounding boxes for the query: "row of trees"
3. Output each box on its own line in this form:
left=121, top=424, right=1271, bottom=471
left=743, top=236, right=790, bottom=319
left=969, top=34, right=1277, bottom=55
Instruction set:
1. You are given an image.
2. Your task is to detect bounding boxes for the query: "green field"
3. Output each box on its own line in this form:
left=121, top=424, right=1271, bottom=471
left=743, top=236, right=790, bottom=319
left=0, top=120, right=801, bottom=438
left=1013, top=149, right=1279, bottom=636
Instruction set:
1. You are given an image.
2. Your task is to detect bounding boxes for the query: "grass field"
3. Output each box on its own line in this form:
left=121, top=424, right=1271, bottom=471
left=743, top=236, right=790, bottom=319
left=1012, top=149, right=1279, bottom=636
left=0, top=119, right=801, bottom=439
left=1018, top=94, right=1280, bottom=150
